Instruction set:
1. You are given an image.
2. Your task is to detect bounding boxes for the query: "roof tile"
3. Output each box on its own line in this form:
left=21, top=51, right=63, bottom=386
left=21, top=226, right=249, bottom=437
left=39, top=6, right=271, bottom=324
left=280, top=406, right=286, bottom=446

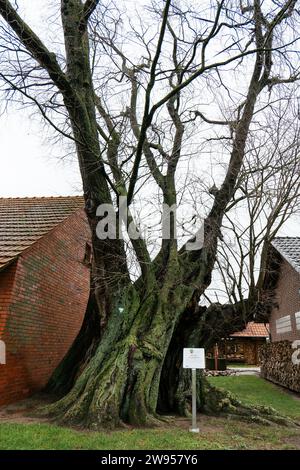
left=271, top=237, right=300, bottom=274
left=230, top=322, right=269, bottom=338
left=0, top=196, right=84, bottom=270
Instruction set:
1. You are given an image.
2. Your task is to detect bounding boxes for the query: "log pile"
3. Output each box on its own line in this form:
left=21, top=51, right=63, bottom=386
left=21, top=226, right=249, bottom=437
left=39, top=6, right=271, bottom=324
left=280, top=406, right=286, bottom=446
left=204, top=369, right=237, bottom=377
left=260, top=341, right=300, bottom=393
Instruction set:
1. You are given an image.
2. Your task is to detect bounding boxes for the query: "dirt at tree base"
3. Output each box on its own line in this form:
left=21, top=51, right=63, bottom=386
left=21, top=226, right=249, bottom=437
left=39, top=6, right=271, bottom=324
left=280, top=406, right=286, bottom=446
left=0, top=394, right=55, bottom=425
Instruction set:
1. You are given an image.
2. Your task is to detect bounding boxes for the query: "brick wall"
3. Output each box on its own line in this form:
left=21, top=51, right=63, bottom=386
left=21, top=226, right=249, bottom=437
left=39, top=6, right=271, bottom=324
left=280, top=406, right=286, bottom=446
left=0, top=209, right=90, bottom=405
left=0, top=262, right=17, bottom=339
left=269, top=258, right=300, bottom=343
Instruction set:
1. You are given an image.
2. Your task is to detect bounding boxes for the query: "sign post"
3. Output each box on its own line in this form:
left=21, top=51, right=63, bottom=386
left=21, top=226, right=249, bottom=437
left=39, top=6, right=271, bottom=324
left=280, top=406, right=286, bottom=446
left=183, top=348, right=205, bottom=433
left=191, top=368, right=197, bottom=432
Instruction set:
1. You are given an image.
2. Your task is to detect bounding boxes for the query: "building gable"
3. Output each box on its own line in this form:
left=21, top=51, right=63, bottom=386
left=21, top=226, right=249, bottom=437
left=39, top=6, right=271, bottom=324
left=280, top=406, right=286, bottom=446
left=0, top=196, right=84, bottom=271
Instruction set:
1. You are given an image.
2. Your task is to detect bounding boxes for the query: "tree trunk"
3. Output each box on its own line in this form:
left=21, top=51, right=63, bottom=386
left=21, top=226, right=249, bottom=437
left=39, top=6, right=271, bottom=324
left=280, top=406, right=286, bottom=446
left=158, top=296, right=271, bottom=416
left=44, top=279, right=195, bottom=429
left=44, top=284, right=278, bottom=429
left=44, top=219, right=262, bottom=428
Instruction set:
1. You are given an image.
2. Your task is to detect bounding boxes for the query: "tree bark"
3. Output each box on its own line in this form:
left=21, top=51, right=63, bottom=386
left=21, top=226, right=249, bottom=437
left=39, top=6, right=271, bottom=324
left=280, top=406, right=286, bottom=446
left=44, top=281, right=192, bottom=428
left=44, top=281, right=273, bottom=429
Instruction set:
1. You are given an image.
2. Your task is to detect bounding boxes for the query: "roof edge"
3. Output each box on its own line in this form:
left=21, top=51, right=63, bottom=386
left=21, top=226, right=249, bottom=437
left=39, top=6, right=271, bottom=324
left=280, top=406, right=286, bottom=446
left=0, top=195, right=84, bottom=201
left=0, top=256, right=18, bottom=273
left=271, top=238, right=300, bottom=275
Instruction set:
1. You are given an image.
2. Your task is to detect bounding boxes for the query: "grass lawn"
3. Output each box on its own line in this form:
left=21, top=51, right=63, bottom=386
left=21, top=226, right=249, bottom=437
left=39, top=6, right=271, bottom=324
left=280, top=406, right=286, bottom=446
left=227, top=363, right=257, bottom=368
left=0, top=418, right=300, bottom=450
left=207, top=375, right=300, bottom=419
left=0, top=376, right=300, bottom=450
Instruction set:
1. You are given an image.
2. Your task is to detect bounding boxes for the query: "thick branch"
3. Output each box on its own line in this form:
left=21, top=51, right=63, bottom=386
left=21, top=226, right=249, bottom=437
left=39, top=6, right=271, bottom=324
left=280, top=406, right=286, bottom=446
left=82, top=0, right=100, bottom=22
left=0, top=0, right=72, bottom=96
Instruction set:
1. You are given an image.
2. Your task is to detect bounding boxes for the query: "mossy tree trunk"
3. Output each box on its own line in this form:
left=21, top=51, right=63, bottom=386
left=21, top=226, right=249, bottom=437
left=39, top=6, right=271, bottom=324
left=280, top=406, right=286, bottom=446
left=158, top=299, right=263, bottom=416
left=45, top=274, right=271, bottom=428
left=44, top=240, right=215, bottom=428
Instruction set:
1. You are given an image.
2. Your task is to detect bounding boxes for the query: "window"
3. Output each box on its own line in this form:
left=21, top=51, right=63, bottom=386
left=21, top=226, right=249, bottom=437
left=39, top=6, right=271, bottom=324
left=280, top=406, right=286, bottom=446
left=276, top=315, right=292, bottom=334
left=295, top=312, right=300, bottom=331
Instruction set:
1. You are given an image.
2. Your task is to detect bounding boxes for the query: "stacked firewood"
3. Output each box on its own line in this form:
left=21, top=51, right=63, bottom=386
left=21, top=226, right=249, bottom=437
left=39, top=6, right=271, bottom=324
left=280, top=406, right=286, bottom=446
left=204, top=369, right=237, bottom=377
left=260, top=341, right=300, bottom=393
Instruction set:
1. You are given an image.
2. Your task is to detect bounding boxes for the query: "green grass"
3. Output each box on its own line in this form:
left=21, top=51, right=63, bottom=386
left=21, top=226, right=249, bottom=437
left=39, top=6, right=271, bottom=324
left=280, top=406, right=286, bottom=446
left=208, top=375, right=300, bottom=419
left=0, top=376, right=300, bottom=450
left=227, top=363, right=257, bottom=368
left=0, top=418, right=299, bottom=450
left=1, top=423, right=209, bottom=450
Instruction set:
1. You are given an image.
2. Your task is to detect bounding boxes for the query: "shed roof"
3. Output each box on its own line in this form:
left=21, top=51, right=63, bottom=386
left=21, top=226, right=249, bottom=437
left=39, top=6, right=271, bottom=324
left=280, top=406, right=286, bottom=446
left=0, top=196, right=84, bottom=270
left=230, top=322, right=269, bottom=338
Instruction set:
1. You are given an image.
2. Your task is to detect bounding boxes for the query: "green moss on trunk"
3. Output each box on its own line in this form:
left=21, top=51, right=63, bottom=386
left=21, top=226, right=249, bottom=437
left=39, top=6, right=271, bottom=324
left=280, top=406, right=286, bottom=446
left=41, top=284, right=186, bottom=428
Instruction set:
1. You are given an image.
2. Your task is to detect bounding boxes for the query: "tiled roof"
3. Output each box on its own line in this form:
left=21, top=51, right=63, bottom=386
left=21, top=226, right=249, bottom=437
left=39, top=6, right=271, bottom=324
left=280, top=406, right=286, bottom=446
left=271, top=237, right=300, bottom=274
left=230, top=322, right=269, bottom=338
left=0, top=196, right=84, bottom=270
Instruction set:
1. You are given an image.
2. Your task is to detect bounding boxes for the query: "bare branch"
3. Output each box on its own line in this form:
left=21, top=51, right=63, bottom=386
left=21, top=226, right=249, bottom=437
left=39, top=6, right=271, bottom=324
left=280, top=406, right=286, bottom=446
left=127, top=0, right=172, bottom=205
left=0, top=0, right=71, bottom=96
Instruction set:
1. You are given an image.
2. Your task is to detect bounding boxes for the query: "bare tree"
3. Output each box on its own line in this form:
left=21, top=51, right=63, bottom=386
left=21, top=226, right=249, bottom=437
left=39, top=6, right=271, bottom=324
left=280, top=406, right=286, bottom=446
left=215, top=107, right=300, bottom=307
left=0, top=0, right=299, bottom=427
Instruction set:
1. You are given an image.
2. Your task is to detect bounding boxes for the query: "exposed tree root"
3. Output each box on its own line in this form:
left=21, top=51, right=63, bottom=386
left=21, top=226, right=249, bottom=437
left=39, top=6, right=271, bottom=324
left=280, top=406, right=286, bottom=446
left=37, top=375, right=299, bottom=431
left=201, top=380, right=299, bottom=427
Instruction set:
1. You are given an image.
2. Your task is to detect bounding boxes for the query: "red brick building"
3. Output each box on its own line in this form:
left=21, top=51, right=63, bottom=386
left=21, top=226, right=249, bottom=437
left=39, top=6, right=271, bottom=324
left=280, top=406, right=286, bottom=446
left=260, top=237, right=300, bottom=392
left=267, top=238, right=300, bottom=343
left=0, top=197, right=90, bottom=405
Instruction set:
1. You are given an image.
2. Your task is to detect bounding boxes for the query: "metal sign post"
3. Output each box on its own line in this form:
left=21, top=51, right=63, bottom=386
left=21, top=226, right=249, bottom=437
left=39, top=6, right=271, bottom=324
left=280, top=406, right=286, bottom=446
left=183, top=348, right=205, bottom=433
left=0, top=340, right=6, bottom=365
left=191, top=368, right=198, bottom=433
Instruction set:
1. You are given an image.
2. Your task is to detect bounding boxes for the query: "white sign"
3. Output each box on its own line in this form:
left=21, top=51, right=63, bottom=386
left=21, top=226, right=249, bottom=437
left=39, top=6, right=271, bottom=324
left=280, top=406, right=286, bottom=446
left=183, top=348, right=205, bottom=369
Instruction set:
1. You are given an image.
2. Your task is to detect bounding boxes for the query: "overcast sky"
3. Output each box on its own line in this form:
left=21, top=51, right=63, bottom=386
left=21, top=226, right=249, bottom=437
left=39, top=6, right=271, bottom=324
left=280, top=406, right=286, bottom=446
left=0, top=111, right=82, bottom=197
left=0, top=0, right=82, bottom=197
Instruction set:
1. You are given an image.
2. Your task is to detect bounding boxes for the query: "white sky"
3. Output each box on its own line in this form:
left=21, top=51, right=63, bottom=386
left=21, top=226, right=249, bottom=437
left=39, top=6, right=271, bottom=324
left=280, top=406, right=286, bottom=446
left=0, top=0, right=82, bottom=197
left=0, top=111, right=82, bottom=197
